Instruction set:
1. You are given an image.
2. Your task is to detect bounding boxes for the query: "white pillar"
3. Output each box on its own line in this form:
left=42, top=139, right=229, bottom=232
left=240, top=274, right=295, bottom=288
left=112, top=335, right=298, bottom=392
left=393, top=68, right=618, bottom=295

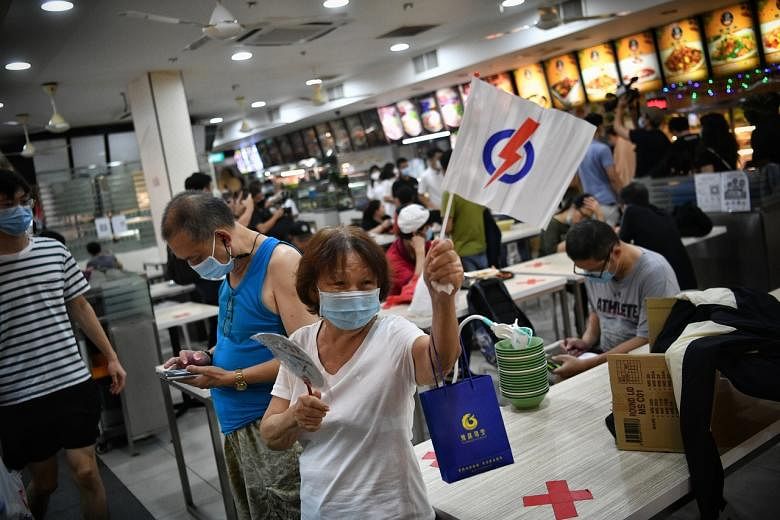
left=127, top=71, right=199, bottom=259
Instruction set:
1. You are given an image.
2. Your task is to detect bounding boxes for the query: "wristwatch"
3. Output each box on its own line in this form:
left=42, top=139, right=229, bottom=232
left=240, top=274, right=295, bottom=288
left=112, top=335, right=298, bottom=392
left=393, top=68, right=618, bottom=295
left=234, top=369, right=248, bottom=391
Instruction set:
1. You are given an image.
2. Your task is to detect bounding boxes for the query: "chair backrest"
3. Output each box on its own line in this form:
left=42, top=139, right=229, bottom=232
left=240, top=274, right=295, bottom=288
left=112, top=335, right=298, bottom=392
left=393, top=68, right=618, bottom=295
left=483, top=209, right=503, bottom=268
left=467, top=278, right=534, bottom=330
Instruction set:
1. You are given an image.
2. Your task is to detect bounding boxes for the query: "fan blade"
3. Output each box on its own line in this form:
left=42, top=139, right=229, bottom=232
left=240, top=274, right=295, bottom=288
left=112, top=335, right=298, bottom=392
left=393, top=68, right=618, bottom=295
left=183, top=35, right=211, bottom=51
left=118, top=10, right=204, bottom=27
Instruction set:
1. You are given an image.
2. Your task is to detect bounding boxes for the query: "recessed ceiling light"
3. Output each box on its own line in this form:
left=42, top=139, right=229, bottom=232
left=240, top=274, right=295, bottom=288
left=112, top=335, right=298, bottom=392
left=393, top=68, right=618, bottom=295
left=390, top=43, right=410, bottom=52
left=231, top=51, right=253, bottom=61
left=306, top=78, right=322, bottom=86
left=323, top=0, right=349, bottom=8
left=41, top=1, right=74, bottom=12
left=209, top=117, right=223, bottom=124
left=251, top=101, right=267, bottom=108
left=5, top=62, right=31, bottom=71
left=501, top=0, right=525, bottom=6
left=0, top=103, right=4, bottom=109
left=484, top=32, right=505, bottom=40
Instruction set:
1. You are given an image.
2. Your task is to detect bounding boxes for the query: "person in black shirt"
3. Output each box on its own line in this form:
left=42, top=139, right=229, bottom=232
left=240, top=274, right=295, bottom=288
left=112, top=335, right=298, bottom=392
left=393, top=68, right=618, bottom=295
left=694, top=113, right=738, bottom=172
left=665, top=116, right=700, bottom=176
left=391, top=157, right=419, bottom=204
left=360, top=200, right=392, bottom=234
left=614, top=97, right=671, bottom=178
left=618, top=182, right=697, bottom=289
left=743, top=92, right=780, bottom=167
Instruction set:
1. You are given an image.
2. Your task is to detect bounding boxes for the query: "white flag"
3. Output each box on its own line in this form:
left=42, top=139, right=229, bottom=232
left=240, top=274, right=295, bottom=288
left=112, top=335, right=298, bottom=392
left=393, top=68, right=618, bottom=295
left=441, top=78, right=595, bottom=229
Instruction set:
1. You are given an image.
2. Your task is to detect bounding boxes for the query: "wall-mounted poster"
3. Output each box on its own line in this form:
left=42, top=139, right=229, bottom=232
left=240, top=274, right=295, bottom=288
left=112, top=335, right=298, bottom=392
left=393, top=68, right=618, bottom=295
left=315, top=124, right=335, bottom=157
left=344, top=115, right=367, bottom=149
left=435, top=87, right=464, bottom=127
left=458, top=83, right=472, bottom=105
left=396, top=99, right=422, bottom=137
left=359, top=110, right=386, bottom=146
left=329, top=119, right=352, bottom=154
left=377, top=105, right=404, bottom=141
left=757, top=0, right=780, bottom=63
left=289, top=131, right=307, bottom=160
left=513, top=63, right=551, bottom=108
left=302, top=128, right=322, bottom=158
left=578, top=44, right=621, bottom=102
left=704, top=3, right=760, bottom=76
left=275, top=135, right=295, bottom=164
left=544, top=53, right=586, bottom=109
left=485, top=72, right=515, bottom=94
left=615, top=31, right=663, bottom=92
left=417, top=95, right=444, bottom=133
left=656, top=18, right=708, bottom=82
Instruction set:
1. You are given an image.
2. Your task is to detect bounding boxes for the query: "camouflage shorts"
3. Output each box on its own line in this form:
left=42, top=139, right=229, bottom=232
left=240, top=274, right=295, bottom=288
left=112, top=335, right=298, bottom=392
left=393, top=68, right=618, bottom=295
left=224, top=420, right=302, bottom=520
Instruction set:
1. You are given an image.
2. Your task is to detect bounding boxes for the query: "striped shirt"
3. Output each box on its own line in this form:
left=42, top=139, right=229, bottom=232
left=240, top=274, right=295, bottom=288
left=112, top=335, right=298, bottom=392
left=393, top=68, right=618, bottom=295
left=0, top=237, right=91, bottom=406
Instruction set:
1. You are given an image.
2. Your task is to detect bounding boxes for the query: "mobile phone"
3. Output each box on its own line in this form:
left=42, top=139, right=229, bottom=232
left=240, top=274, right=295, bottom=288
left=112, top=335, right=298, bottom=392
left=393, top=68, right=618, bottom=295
left=163, top=368, right=196, bottom=380
left=546, top=359, right=561, bottom=372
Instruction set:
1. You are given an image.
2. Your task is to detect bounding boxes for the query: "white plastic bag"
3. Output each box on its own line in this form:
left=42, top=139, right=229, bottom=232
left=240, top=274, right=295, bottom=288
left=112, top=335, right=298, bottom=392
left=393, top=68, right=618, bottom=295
left=0, top=461, right=33, bottom=520
left=408, top=275, right=432, bottom=317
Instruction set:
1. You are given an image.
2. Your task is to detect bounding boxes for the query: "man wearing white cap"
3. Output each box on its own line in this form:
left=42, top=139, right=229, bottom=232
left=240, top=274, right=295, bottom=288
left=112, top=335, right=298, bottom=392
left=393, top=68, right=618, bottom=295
left=386, top=204, right=433, bottom=295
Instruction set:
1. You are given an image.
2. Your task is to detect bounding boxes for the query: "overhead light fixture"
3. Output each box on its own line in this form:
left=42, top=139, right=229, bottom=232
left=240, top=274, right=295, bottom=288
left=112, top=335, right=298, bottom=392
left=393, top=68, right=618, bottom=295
left=390, top=43, right=410, bottom=52
left=484, top=32, right=505, bottom=40
left=306, top=78, right=322, bottom=86
left=281, top=169, right=305, bottom=177
left=209, top=117, right=223, bottom=124
left=5, top=62, right=31, bottom=71
left=402, top=130, right=451, bottom=145
left=42, top=82, right=70, bottom=133
left=41, top=1, right=74, bottom=12
left=0, top=102, right=4, bottom=109
left=501, top=0, right=525, bottom=6
left=251, top=100, right=267, bottom=108
left=231, top=51, right=253, bottom=61
left=323, top=0, right=349, bottom=8
left=108, top=161, right=122, bottom=167
left=511, top=24, right=531, bottom=32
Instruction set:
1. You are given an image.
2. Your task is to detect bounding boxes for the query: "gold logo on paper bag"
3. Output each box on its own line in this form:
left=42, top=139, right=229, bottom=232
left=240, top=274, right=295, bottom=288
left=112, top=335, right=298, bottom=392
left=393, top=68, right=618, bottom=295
left=461, top=413, right=478, bottom=431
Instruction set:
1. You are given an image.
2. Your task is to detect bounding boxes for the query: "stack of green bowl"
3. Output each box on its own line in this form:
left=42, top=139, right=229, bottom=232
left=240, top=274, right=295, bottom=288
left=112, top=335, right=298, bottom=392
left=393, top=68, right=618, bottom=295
left=495, top=337, right=549, bottom=409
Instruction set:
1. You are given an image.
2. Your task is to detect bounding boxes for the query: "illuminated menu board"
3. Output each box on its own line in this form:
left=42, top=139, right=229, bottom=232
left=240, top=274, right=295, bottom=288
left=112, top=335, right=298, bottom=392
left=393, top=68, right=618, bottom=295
left=288, top=131, right=307, bottom=160
left=257, top=141, right=272, bottom=166
left=758, top=0, right=780, bottom=63
left=578, top=44, right=621, bottom=102
left=275, top=135, right=295, bottom=164
left=435, top=87, right=464, bottom=128
left=396, top=100, right=422, bottom=137
left=544, top=53, right=586, bottom=109
left=344, top=115, right=367, bottom=150
left=329, top=119, right=352, bottom=153
left=315, top=123, right=335, bottom=157
left=302, top=128, right=322, bottom=158
left=265, top=138, right=283, bottom=165
left=704, top=3, right=760, bottom=76
left=513, top=63, right=551, bottom=108
left=485, top=72, right=516, bottom=94
left=377, top=105, right=404, bottom=141
left=656, top=18, right=707, bottom=82
left=458, top=83, right=472, bottom=105
left=615, top=31, right=663, bottom=92
left=360, top=110, right=385, bottom=146
left=417, top=95, right=444, bottom=133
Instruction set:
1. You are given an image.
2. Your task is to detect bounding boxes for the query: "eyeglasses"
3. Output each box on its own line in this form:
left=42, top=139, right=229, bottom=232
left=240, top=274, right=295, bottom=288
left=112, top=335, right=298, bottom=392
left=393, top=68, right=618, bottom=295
left=573, top=244, right=615, bottom=279
left=0, top=198, right=35, bottom=210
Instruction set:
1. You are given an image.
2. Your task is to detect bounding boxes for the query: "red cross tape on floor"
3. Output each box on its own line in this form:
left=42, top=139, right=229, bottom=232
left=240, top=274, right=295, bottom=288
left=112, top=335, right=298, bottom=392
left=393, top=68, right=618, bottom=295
left=422, top=451, right=439, bottom=468
left=522, top=480, right=593, bottom=519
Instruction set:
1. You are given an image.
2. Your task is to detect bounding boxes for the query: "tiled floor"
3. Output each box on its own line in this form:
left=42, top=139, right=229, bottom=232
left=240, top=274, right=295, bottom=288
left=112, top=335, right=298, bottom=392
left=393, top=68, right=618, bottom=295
left=93, top=295, right=779, bottom=519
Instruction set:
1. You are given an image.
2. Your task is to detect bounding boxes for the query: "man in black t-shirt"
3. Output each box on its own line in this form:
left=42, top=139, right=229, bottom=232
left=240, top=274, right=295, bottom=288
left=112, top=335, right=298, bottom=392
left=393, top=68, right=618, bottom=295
left=614, top=97, right=670, bottom=178
left=664, top=116, right=700, bottom=176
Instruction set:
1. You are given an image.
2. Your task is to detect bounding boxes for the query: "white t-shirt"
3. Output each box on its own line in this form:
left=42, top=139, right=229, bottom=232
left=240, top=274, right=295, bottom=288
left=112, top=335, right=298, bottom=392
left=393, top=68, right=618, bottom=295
left=372, top=178, right=396, bottom=216
left=271, top=315, right=434, bottom=520
left=418, top=168, right=444, bottom=208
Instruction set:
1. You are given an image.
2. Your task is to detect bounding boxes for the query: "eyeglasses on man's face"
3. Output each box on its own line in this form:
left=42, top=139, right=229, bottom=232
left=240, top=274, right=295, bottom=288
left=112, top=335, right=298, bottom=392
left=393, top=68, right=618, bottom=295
left=573, top=244, right=615, bottom=279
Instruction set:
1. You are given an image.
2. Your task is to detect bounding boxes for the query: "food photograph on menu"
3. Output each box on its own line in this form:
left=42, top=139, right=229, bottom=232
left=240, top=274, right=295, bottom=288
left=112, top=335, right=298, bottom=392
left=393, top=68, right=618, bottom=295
left=513, top=63, right=551, bottom=108
left=344, top=115, right=367, bottom=150
left=578, top=44, right=620, bottom=102
left=329, top=119, right=353, bottom=154
left=396, top=99, right=423, bottom=137
left=265, top=138, right=283, bottom=166
left=615, top=31, right=663, bottom=92
left=458, top=82, right=472, bottom=105
left=302, top=128, right=322, bottom=158
left=485, top=72, right=516, bottom=94
left=435, top=87, right=464, bottom=128
left=656, top=18, right=708, bottom=82
left=417, top=95, right=444, bottom=133
left=257, top=141, right=272, bottom=167
left=315, top=123, right=336, bottom=156
left=359, top=110, right=385, bottom=146
left=377, top=105, right=404, bottom=141
left=288, top=131, right=307, bottom=160
left=704, top=3, right=760, bottom=76
left=275, top=135, right=295, bottom=164
left=544, top=52, right=586, bottom=109
left=758, top=0, right=780, bottom=63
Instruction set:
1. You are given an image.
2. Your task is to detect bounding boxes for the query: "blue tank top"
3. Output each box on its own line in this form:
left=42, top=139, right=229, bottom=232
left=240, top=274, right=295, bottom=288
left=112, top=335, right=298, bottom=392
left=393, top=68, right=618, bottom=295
left=211, top=236, right=287, bottom=434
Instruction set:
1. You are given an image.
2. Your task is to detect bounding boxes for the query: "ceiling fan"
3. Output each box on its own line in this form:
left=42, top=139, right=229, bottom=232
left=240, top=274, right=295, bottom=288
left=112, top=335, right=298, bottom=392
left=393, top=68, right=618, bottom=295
left=42, top=82, right=70, bottom=133
left=534, top=1, right=624, bottom=30
left=4, top=114, right=70, bottom=158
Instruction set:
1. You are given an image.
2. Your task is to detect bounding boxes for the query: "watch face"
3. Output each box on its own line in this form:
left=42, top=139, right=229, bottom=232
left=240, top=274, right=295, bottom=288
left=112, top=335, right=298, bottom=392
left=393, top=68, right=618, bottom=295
left=236, top=381, right=248, bottom=391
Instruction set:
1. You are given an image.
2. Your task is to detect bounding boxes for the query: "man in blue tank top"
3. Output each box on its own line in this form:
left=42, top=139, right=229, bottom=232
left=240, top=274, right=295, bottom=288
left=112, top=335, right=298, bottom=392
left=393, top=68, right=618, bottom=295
left=161, top=192, right=315, bottom=519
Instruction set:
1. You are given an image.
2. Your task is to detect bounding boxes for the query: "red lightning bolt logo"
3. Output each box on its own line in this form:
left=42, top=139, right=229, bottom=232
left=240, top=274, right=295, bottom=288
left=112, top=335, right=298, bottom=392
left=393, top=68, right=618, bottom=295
left=483, top=118, right=540, bottom=188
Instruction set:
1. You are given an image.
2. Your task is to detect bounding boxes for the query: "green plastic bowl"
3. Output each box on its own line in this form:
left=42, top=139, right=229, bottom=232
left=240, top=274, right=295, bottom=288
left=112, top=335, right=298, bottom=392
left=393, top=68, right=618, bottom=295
left=507, top=393, right=547, bottom=409
left=500, top=386, right=549, bottom=398
left=494, top=337, right=544, bottom=354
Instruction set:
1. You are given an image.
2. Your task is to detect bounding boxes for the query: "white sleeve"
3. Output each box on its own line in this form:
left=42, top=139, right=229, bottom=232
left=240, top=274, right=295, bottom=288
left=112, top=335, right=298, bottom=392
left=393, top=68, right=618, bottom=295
left=271, top=362, right=294, bottom=401
left=385, top=316, right=427, bottom=385
left=418, top=174, right=428, bottom=194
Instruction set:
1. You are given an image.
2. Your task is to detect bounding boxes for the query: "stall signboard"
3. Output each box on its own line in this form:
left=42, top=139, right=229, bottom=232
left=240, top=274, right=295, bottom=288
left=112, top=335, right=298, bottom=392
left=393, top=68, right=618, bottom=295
left=513, top=63, right=552, bottom=108
left=235, top=145, right=264, bottom=173
left=417, top=95, right=445, bottom=133
left=276, top=135, right=295, bottom=164
left=544, top=52, right=586, bottom=109
left=359, top=110, right=386, bottom=146
left=458, top=82, right=472, bottom=105
left=289, top=131, right=308, bottom=159
left=485, top=72, right=516, bottom=94
left=704, top=3, right=760, bottom=76
left=578, top=43, right=621, bottom=102
left=656, top=18, right=708, bottom=82
left=302, top=128, right=322, bottom=158
left=396, top=99, right=423, bottom=137
left=615, top=31, right=663, bottom=92
left=435, top=87, right=464, bottom=128
left=344, top=115, right=368, bottom=149
left=377, top=105, right=404, bottom=141
left=758, top=0, right=780, bottom=63
left=329, top=119, right=353, bottom=153
left=315, top=124, right=336, bottom=157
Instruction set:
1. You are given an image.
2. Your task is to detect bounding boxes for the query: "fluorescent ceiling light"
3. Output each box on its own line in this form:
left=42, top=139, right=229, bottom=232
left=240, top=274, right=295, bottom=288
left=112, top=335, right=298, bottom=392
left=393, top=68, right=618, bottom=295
left=41, top=1, right=74, bottom=12
left=323, top=0, right=349, bottom=8
left=402, top=130, right=451, bottom=145
left=511, top=25, right=531, bottom=32
left=0, top=102, right=4, bottom=109
left=306, top=78, right=322, bottom=86
left=251, top=101, right=267, bottom=108
left=5, top=62, right=31, bottom=71
left=390, top=43, right=410, bottom=52
left=231, top=51, right=253, bottom=61
left=484, top=32, right=505, bottom=40
left=108, top=161, right=122, bottom=167
left=501, top=0, right=525, bottom=6
left=209, top=117, right=223, bottom=124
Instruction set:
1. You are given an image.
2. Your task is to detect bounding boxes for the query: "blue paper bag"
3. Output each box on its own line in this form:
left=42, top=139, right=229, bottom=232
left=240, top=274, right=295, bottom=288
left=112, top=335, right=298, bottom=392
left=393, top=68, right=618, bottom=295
left=419, top=341, right=513, bottom=483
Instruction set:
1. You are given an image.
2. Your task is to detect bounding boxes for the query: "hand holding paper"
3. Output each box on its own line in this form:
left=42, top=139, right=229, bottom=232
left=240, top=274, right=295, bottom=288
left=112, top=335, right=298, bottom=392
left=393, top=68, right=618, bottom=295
left=424, top=239, right=463, bottom=300
left=293, top=389, right=329, bottom=432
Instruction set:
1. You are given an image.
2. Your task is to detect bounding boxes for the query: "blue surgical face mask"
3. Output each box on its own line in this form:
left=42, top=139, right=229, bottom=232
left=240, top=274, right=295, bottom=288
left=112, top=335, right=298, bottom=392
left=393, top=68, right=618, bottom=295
left=319, top=288, right=380, bottom=330
left=400, top=167, right=411, bottom=177
left=189, top=235, right=234, bottom=281
left=0, top=205, right=33, bottom=236
left=588, top=271, right=615, bottom=283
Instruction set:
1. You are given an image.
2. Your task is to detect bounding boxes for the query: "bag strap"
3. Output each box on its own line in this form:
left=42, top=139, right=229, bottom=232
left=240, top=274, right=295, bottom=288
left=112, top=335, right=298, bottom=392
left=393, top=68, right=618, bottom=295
left=706, top=147, right=733, bottom=171
left=427, top=331, right=474, bottom=389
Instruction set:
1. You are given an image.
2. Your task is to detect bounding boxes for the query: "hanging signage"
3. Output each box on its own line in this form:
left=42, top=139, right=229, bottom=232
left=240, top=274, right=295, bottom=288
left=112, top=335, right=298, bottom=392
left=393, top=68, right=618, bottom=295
left=396, top=99, right=423, bottom=137
left=329, top=119, right=352, bottom=153
left=417, top=95, right=445, bottom=133
left=208, top=152, right=225, bottom=164
left=656, top=18, right=708, bottom=82
left=302, top=128, right=322, bottom=158
left=485, top=72, right=515, bottom=94
left=615, top=31, right=663, bottom=92
left=758, top=0, right=780, bottom=63
left=377, top=105, right=404, bottom=141
left=344, top=115, right=367, bottom=150
left=435, top=87, right=464, bottom=128
left=544, top=53, right=586, bottom=109
left=288, top=131, right=307, bottom=160
left=315, top=124, right=335, bottom=156
left=578, top=43, right=621, bottom=102
left=360, top=110, right=386, bottom=146
left=513, top=63, right=551, bottom=108
left=704, top=3, right=760, bottom=76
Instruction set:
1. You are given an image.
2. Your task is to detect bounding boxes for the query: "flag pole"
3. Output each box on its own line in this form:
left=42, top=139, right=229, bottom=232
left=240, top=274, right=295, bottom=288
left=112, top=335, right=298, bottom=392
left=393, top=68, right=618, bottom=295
left=438, top=193, right=453, bottom=241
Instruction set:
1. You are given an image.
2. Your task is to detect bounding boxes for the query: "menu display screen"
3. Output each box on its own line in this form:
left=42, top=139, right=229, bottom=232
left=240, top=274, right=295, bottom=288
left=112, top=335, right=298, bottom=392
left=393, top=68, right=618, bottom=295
left=485, top=72, right=515, bottom=94
left=615, top=31, right=663, bottom=92
left=578, top=44, right=621, bottom=102
left=417, top=95, right=444, bottom=133
left=315, top=123, right=335, bottom=157
left=257, top=141, right=272, bottom=167
left=458, top=83, right=472, bottom=105
left=544, top=53, right=586, bottom=109
left=288, top=131, right=307, bottom=160
left=359, top=110, right=385, bottom=146
left=265, top=138, right=283, bottom=166
left=656, top=18, right=708, bottom=82
left=302, top=128, right=322, bottom=158
left=396, top=99, right=423, bottom=137
left=435, top=87, right=464, bottom=128
left=344, top=115, right=367, bottom=149
left=329, top=119, right=352, bottom=154
left=377, top=105, right=404, bottom=141
left=513, top=63, right=551, bottom=108
left=275, top=135, right=295, bottom=164
left=704, top=3, right=760, bottom=76
left=758, top=0, right=780, bottom=63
